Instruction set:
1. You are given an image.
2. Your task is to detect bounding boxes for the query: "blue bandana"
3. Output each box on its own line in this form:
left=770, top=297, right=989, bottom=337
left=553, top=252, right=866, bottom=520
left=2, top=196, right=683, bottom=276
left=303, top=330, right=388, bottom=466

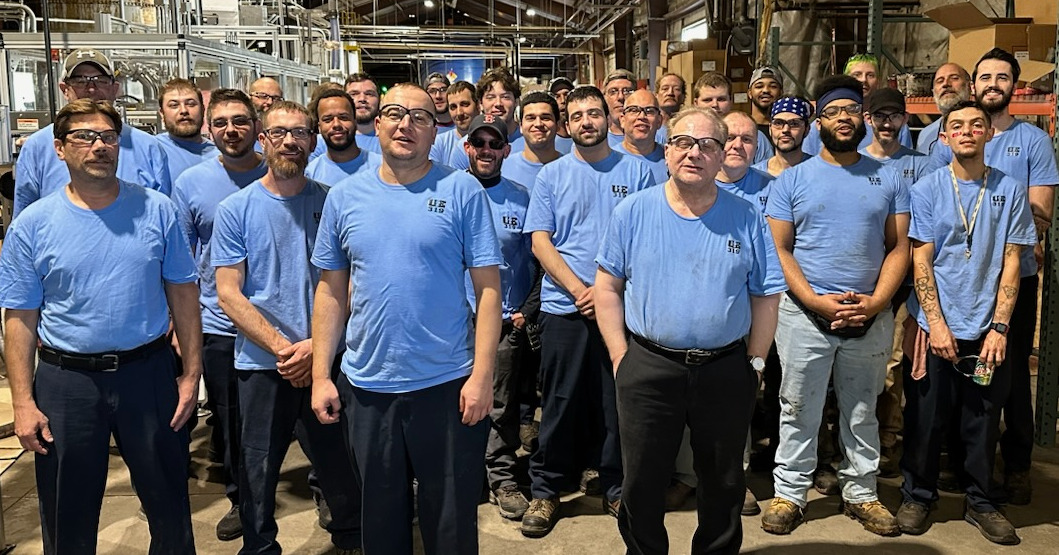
left=816, top=87, right=863, bottom=117
left=771, top=97, right=813, bottom=120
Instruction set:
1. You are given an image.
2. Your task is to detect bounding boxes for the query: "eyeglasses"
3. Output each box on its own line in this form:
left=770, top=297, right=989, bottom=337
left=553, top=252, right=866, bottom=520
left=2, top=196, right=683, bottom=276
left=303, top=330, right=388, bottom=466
left=467, top=135, right=507, bottom=150
left=770, top=117, right=806, bottom=130
left=426, top=86, right=448, bottom=96
left=65, top=75, right=115, bottom=88
left=210, top=116, right=254, bottom=129
left=622, top=106, right=660, bottom=117
left=63, top=128, right=120, bottom=146
left=263, top=127, right=312, bottom=141
left=819, top=103, right=863, bottom=119
left=668, top=135, right=724, bottom=155
left=250, top=92, right=283, bottom=103
left=379, top=104, right=437, bottom=127
left=605, top=87, right=635, bottom=97
left=870, top=111, right=906, bottom=124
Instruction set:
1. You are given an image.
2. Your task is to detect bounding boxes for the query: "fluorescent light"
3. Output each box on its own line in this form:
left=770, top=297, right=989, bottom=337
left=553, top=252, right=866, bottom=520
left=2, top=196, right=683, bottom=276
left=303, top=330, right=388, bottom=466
left=424, top=0, right=435, bottom=7
left=526, top=8, right=536, bottom=16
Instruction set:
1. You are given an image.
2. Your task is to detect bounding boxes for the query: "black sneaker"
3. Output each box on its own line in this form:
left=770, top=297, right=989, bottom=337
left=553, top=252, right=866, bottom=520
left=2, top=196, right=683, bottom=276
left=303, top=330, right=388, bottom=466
left=216, top=504, right=243, bottom=541
left=965, top=506, right=1020, bottom=545
left=491, top=484, right=530, bottom=520
left=580, top=469, right=601, bottom=495
left=896, top=501, right=930, bottom=535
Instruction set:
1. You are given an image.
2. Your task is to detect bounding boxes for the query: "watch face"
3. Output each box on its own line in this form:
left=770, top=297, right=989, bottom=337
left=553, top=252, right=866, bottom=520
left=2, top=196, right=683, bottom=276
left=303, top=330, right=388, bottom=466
left=750, top=357, right=765, bottom=371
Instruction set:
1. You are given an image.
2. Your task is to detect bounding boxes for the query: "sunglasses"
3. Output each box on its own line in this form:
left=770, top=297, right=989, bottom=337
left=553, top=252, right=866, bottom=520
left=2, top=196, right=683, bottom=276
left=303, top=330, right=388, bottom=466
left=468, top=135, right=507, bottom=150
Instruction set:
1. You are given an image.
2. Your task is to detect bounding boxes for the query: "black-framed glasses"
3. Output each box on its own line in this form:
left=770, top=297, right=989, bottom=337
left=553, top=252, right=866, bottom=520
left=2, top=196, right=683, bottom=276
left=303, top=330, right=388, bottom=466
left=250, top=92, right=283, bottom=102
left=668, top=135, right=724, bottom=155
left=65, top=75, right=115, bottom=88
left=770, top=117, right=806, bottom=130
left=63, top=128, right=120, bottom=146
left=210, top=116, right=254, bottom=129
left=870, top=111, right=906, bottom=124
left=379, top=104, right=437, bottom=127
left=426, top=86, right=448, bottom=96
left=467, top=135, right=507, bottom=150
left=263, top=127, right=312, bottom=141
left=819, top=103, right=863, bottom=119
left=622, top=106, right=660, bottom=117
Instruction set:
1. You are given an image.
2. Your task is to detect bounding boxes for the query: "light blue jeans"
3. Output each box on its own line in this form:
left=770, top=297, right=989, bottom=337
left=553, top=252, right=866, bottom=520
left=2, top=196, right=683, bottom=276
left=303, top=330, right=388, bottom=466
left=772, top=293, right=893, bottom=507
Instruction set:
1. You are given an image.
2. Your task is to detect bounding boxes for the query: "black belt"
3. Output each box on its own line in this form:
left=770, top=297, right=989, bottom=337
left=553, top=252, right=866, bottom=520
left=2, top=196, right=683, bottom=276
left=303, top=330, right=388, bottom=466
left=39, top=336, right=168, bottom=372
left=632, top=335, right=743, bottom=366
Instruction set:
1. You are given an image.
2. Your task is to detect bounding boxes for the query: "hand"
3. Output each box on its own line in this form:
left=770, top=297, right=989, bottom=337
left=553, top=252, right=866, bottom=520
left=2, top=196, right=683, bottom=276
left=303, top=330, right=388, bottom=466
left=808, top=292, right=855, bottom=321
left=459, top=374, right=493, bottom=426
left=575, top=286, right=595, bottom=319
left=928, top=322, right=959, bottom=363
left=14, top=402, right=52, bottom=455
left=978, top=330, right=1007, bottom=368
left=1035, top=243, right=1044, bottom=267
left=311, top=378, right=342, bottom=424
left=832, top=292, right=883, bottom=323
left=169, top=332, right=182, bottom=359
left=610, top=349, right=627, bottom=378
left=170, top=371, right=200, bottom=430
left=277, top=339, right=313, bottom=387
left=512, top=312, right=526, bottom=330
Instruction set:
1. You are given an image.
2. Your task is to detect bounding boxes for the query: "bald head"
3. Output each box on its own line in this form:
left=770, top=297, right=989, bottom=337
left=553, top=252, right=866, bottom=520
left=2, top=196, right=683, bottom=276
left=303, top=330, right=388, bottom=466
left=621, top=89, right=662, bottom=144
left=933, top=63, right=972, bottom=111
left=249, top=77, right=283, bottom=112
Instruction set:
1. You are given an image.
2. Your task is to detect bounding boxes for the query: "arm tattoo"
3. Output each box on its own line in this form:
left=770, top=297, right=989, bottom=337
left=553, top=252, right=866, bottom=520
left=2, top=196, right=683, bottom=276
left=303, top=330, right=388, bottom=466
left=1004, top=244, right=1022, bottom=256
left=1002, top=285, right=1017, bottom=300
left=914, top=262, right=942, bottom=323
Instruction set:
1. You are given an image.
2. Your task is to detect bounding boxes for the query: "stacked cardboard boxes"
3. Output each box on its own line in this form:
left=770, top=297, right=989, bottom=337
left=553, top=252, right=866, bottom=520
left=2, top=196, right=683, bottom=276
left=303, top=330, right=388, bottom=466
left=655, top=37, right=758, bottom=92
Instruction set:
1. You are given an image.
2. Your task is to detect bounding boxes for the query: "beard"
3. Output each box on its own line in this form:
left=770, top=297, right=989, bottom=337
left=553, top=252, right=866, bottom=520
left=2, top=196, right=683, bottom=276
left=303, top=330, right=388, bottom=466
left=217, top=138, right=255, bottom=159
left=266, top=148, right=308, bottom=179
left=323, top=131, right=354, bottom=152
left=751, top=96, right=773, bottom=114
left=166, top=119, right=201, bottom=139
left=976, top=87, right=1012, bottom=115
left=819, top=121, right=867, bottom=153
left=355, top=107, right=379, bottom=125
left=572, top=127, right=607, bottom=148
left=935, top=88, right=971, bottom=112
left=775, top=137, right=804, bottom=154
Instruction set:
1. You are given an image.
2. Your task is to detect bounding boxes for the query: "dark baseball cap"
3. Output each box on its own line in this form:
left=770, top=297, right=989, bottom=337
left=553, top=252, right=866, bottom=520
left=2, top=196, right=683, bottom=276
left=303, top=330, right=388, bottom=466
left=467, top=113, right=507, bottom=140
left=866, top=87, right=906, bottom=113
left=549, top=77, right=575, bottom=94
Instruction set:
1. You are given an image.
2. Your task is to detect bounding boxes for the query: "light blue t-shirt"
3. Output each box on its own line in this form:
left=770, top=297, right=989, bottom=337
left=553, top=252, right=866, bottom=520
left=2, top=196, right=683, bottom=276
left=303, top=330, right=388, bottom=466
left=554, top=136, right=574, bottom=154
left=466, top=177, right=533, bottom=320
left=305, top=149, right=381, bottom=187
left=437, top=122, right=457, bottom=135
left=859, top=145, right=933, bottom=190
left=524, top=150, right=657, bottom=315
left=717, top=168, right=774, bottom=212
left=916, top=118, right=942, bottom=156
left=906, top=168, right=1036, bottom=339
left=172, top=156, right=269, bottom=336
left=311, top=164, right=502, bottom=393
left=156, top=133, right=219, bottom=181
left=211, top=180, right=329, bottom=371
left=655, top=127, right=668, bottom=144
left=597, top=186, right=787, bottom=349
left=751, top=153, right=813, bottom=177
left=14, top=124, right=172, bottom=218
left=0, top=182, right=196, bottom=352
left=608, top=131, right=625, bottom=148
left=755, top=129, right=775, bottom=164
left=765, top=155, right=910, bottom=295
left=430, top=129, right=465, bottom=168
left=308, top=134, right=327, bottom=162
left=501, top=152, right=547, bottom=189
left=927, top=120, right=1059, bottom=276
left=357, top=129, right=382, bottom=155
left=802, top=121, right=913, bottom=156
left=613, top=141, right=669, bottom=184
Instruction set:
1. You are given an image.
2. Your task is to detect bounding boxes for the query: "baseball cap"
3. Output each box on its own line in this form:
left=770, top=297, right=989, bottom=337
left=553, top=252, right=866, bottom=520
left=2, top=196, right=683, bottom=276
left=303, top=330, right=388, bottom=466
left=865, top=87, right=905, bottom=113
left=750, top=67, right=783, bottom=89
left=425, top=72, right=450, bottom=87
left=63, top=49, right=115, bottom=80
left=467, top=113, right=507, bottom=140
left=549, top=77, right=575, bottom=95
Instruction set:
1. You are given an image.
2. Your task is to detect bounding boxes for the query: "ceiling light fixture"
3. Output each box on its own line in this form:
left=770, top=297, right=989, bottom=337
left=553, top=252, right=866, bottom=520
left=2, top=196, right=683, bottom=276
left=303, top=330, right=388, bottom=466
left=424, top=0, right=435, bottom=7
left=526, top=8, right=535, bottom=17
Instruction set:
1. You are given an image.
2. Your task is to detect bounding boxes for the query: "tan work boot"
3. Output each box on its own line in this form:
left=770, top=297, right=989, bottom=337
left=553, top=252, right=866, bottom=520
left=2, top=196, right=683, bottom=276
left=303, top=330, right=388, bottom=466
left=521, top=497, right=560, bottom=538
left=761, top=498, right=803, bottom=535
left=843, top=500, right=899, bottom=536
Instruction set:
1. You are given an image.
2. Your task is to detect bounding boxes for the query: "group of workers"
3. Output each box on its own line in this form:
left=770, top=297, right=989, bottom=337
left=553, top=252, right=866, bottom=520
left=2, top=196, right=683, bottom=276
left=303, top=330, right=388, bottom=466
left=0, top=40, right=1055, bottom=555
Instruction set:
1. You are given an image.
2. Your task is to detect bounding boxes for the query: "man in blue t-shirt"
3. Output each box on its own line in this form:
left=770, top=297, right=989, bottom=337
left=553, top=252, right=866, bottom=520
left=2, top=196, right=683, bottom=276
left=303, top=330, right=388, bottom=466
left=550, top=77, right=575, bottom=154
left=156, top=78, right=218, bottom=180
left=430, top=81, right=479, bottom=167
left=603, top=69, right=637, bottom=148
left=915, top=63, right=972, bottom=156
left=14, top=48, right=171, bottom=219
left=171, top=88, right=268, bottom=541
left=762, top=75, right=909, bottom=537
left=718, top=111, right=774, bottom=212
left=692, top=71, right=773, bottom=164
left=0, top=99, right=200, bottom=553
left=614, top=90, right=668, bottom=184
left=754, top=95, right=813, bottom=178
left=305, top=88, right=380, bottom=186
left=521, top=85, right=656, bottom=538
left=345, top=72, right=382, bottom=154
left=425, top=72, right=457, bottom=134
left=310, top=83, right=502, bottom=555
left=501, top=92, right=562, bottom=189
left=899, top=100, right=1035, bottom=545
left=213, top=101, right=362, bottom=554
left=596, top=107, right=786, bottom=554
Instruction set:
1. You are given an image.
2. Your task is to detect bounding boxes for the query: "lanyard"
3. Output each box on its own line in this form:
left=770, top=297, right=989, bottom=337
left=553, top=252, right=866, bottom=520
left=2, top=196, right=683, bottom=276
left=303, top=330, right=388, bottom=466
left=948, top=165, right=989, bottom=259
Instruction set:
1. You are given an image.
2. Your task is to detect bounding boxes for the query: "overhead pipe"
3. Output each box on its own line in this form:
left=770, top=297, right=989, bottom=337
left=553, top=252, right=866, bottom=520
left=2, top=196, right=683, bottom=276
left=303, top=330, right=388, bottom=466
left=0, top=2, right=37, bottom=32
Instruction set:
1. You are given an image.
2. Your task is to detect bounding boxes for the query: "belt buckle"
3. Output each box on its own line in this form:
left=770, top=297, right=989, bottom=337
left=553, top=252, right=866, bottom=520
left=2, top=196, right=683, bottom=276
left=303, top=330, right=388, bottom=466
left=99, top=354, right=120, bottom=372
left=684, top=348, right=711, bottom=365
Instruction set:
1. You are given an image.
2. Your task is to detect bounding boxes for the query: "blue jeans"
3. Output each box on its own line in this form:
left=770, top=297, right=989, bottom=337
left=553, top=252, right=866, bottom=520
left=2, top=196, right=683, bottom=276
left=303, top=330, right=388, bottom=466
left=772, top=293, right=893, bottom=507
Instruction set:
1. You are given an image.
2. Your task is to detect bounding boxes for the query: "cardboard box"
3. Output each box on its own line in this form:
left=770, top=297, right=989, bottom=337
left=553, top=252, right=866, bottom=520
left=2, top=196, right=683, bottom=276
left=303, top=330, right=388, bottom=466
left=671, top=49, right=729, bottom=85
left=1016, top=0, right=1057, bottom=24
left=666, top=38, right=718, bottom=56
left=727, top=55, right=755, bottom=81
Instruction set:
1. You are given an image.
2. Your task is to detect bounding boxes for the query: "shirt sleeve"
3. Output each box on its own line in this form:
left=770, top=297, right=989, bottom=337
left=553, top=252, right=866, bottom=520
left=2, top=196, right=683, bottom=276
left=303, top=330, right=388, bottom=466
left=523, top=169, right=556, bottom=233
left=907, top=178, right=934, bottom=244
left=311, top=189, right=351, bottom=271
left=159, top=199, right=198, bottom=284
left=0, top=216, right=43, bottom=309
left=1007, top=181, right=1039, bottom=246
left=13, top=136, right=43, bottom=220
left=461, top=186, right=503, bottom=268
left=1026, top=131, right=1059, bottom=187
left=170, top=178, right=198, bottom=252
left=210, top=199, right=248, bottom=267
left=890, top=171, right=911, bottom=214
left=763, top=170, right=794, bottom=222
left=151, top=141, right=174, bottom=196
left=749, top=211, right=788, bottom=296
left=595, top=202, right=629, bottom=279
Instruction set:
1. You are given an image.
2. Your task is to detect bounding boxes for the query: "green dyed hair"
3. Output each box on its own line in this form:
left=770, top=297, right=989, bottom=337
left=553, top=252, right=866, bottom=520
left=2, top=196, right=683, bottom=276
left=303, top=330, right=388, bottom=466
left=843, top=53, right=879, bottom=75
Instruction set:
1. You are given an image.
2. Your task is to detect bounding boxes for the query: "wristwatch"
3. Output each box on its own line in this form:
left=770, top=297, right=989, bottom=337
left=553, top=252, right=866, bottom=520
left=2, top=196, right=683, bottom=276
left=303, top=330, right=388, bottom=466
left=990, top=322, right=1009, bottom=335
left=748, top=356, right=766, bottom=372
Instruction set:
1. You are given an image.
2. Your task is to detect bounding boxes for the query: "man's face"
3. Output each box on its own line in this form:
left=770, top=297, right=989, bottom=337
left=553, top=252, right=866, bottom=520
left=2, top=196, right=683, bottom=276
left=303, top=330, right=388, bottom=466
left=933, top=64, right=971, bottom=111
left=657, top=75, right=685, bottom=112
left=464, top=127, right=509, bottom=180
left=817, top=98, right=867, bottom=153
left=847, top=62, right=879, bottom=96
left=769, top=111, right=807, bottom=154
left=974, top=59, right=1015, bottom=115
left=867, top=108, right=907, bottom=148
left=481, top=81, right=517, bottom=130
left=520, top=102, right=557, bottom=148
left=941, top=106, right=994, bottom=160
left=55, top=113, right=120, bottom=180
left=376, top=87, right=436, bottom=162
left=249, top=79, right=283, bottom=112
left=750, top=78, right=781, bottom=113
left=620, top=90, right=662, bottom=142
left=448, top=89, right=479, bottom=134
left=60, top=63, right=119, bottom=103
left=722, top=115, right=757, bottom=173
left=317, top=96, right=356, bottom=152
left=261, top=109, right=313, bottom=179
left=208, top=101, right=259, bottom=159
left=426, top=81, right=449, bottom=114
left=345, top=79, right=380, bottom=125
left=567, top=97, right=608, bottom=148
left=604, top=78, right=635, bottom=125
left=664, top=113, right=724, bottom=185
left=553, top=87, right=572, bottom=116
left=694, top=85, right=732, bottom=115
left=160, top=88, right=203, bottom=139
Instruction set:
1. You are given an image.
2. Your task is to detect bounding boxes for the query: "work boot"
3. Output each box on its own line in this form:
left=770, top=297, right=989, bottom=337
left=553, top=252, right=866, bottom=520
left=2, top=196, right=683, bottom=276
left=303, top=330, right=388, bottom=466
left=761, top=498, right=803, bottom=535
left=1005, top=470, right=1032, bottom=506
left=742, top=487, right=761, bottom=516
left=521, top=497, right=560, bottom=538
left=664, top=481, right=694, bottom=511
left=216, top=504, right=243, bottom=541
left=965, top=506, right=1020, bottom=545
left=491, top=484, right=530, bottom=520
left=842, top=500, right=899, bottom=536
left=580, top=468, right=601, bottom=495
left=519, top=421, right=540, bottom=452
left=813, top=464, right=840, bottom=496
left=896, top=501, right=930, bottom=535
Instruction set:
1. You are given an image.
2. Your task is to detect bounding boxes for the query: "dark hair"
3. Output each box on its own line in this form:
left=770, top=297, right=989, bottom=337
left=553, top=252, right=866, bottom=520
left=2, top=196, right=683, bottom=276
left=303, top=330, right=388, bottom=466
left=973, top=47, right=1021, bottom=83
left=309, top=89, right=355, bottom=123
left=345, top=72, right=377, bottom=88
left=813, top=74, right=864, bottom=103
left=693, top=71, right=732, bottom=97
left=941, top=99, right=992, bottom=130
left=54, top=99, right=123, bottom=138
left=520, top=91, right=560, bottom=120
left=158, top=78, right=203, bottom=108
left=447, top=80, right=477, bottom=101
left=263, top=100, right=312, bottom=129
left=476, top=68, right=521, bottom=102
left=310, top=82, right=343, bottom=101
left=207, top=88, right=257, bottom=121
left=565, top=86, right=608, bottom=117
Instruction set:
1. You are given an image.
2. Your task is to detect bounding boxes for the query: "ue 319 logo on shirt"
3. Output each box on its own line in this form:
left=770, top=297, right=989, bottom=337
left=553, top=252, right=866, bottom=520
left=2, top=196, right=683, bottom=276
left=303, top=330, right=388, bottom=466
left=1006, top=146, right=1021, bottom=157
left=727, top=239, right=741, bottom=254
left=502, top=215, right=521, bottom=230
left=313, top=211, right=322, bottom=223
left=611, top=184, right=629, bottom=198
left=427, top=198, right=447, bottom=213
left=867, top=176, right=882, bottom=187
left=991, top=195, right=1007, bottom=207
